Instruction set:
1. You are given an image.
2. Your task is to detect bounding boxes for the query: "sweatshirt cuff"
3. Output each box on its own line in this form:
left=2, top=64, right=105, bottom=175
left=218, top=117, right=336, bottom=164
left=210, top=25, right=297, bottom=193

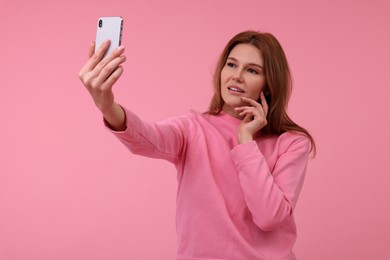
left=103, top=117, right=127, bottom=133
left=103, top=106, right=129, bottom=133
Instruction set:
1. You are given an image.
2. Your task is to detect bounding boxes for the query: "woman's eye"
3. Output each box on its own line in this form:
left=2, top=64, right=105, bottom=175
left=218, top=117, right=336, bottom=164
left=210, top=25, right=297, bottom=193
left=226, top=62, right=236, bottom=68
left=248, top=68, right=259, bottom=74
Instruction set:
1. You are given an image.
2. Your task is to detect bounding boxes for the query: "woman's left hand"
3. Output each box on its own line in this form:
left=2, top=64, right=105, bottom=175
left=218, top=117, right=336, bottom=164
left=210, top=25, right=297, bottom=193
left=234, top=92, right=268, bottom=144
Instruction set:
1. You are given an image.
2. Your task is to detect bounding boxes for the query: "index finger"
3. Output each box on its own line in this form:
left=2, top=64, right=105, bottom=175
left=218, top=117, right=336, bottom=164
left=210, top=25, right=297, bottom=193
left=88, top=41, right=95, bottom=58
left=83, top=39, right=111, bottom=71
left=241, top=96, right=262, bottom=110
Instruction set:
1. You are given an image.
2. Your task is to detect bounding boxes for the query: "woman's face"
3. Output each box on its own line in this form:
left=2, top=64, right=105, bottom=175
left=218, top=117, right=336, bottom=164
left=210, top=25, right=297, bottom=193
left=220, top=43, right=266, bottom=118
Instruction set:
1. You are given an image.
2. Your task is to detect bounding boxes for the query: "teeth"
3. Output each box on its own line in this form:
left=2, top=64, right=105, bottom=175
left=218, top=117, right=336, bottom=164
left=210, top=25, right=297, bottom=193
left=228, top=87, right=244, bottom=93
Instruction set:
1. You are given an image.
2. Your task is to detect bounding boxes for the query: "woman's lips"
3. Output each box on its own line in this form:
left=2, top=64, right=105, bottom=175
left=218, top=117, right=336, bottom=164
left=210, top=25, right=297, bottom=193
left=227, top=85, right=245, bottom=93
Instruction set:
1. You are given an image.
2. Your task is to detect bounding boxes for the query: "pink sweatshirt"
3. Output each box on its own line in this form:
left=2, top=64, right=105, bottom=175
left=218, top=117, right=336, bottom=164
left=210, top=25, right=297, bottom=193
left=107, top=107, right=310, bottom=260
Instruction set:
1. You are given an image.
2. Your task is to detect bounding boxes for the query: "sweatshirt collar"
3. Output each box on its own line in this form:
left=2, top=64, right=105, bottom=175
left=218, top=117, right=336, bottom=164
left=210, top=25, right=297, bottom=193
left=217, top=111, right=242, bottom=126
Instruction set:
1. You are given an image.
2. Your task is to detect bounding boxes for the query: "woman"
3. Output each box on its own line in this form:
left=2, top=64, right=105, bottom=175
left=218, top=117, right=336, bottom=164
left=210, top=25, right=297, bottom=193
left=79, top=31, right=315, bottom=260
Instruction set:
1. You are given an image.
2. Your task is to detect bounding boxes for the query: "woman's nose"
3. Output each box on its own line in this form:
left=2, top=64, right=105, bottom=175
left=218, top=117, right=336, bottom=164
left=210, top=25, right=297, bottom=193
left=232, top=72, right=243, bottom=82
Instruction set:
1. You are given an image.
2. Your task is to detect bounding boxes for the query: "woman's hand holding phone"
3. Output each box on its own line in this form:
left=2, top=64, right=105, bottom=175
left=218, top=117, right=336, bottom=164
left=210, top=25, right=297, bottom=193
left=234, top=92, right=269, bottom=144
left=78, top=40, right=127, bottom=131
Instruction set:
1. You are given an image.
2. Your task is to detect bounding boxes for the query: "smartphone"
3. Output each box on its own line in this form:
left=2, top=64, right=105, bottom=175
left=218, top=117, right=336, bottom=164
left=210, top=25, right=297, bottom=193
left=258, top=93, right=271, bottom=105
left=95, top=16, right=123, bottom=57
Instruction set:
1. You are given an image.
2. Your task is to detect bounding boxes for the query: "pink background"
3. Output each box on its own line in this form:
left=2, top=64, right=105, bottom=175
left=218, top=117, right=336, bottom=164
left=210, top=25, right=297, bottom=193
left=1, top=0, right=390, bottom=259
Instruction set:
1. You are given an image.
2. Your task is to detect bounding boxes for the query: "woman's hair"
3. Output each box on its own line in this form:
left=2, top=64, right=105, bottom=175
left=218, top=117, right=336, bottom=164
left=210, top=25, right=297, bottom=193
left=207, top=30, right=316, bottom=155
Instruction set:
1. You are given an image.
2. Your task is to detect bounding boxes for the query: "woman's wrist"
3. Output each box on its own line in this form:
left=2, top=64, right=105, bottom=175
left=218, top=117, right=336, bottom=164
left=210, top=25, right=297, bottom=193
left=102, top=103, right=126, bottom=131
left=238, top=132, right=253, bottom=144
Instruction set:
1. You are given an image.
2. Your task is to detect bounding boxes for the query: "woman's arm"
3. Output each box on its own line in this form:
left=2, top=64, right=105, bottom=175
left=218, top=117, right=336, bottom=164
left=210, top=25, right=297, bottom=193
left=231, top=134, right=310, bottom=231
left=78, top=40, right=127, bottom=131
left=79, top=41, right=192, bottom=163
left=108, top=108, right=195, bottom=164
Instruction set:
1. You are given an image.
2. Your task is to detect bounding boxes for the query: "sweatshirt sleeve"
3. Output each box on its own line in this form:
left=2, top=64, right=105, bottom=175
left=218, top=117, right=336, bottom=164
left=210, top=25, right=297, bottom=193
left=231, top=133, right=310, bottom=231
left=105, top=107, right=194, bottom=164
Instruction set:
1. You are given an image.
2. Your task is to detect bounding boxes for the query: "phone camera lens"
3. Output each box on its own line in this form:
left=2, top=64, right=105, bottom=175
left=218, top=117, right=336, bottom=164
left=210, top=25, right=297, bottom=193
left=98, top=19, right=103, bottom=28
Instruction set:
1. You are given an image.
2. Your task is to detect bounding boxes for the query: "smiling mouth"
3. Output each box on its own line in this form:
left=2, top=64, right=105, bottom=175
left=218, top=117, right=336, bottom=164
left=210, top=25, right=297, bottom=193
left=228, top=86, right=245, bottom=93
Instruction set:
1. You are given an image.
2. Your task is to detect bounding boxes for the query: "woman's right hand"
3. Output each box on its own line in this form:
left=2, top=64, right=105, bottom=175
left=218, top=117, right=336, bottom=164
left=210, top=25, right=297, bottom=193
left=79, top=40, right=127, bottom=130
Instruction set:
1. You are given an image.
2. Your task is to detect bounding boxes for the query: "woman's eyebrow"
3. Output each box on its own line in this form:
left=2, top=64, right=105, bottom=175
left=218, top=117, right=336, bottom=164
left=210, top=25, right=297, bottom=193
left=227, top=57, right=264, bottom=69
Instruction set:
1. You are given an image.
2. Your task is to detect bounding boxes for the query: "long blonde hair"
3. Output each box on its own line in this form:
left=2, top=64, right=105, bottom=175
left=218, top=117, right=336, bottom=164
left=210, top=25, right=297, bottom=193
left=207, top=31, right=316, bottom=155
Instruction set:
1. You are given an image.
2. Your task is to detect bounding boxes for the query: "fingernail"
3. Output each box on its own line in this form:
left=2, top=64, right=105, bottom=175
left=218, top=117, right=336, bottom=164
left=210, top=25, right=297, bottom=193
left=104, top=39, right=110, bottom=44
left=117, top=45, right=125, bottom=51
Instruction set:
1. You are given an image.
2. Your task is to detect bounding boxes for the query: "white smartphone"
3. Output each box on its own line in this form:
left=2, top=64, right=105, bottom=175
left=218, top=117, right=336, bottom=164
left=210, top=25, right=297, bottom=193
left=95, top=16, right=123, bottom=57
